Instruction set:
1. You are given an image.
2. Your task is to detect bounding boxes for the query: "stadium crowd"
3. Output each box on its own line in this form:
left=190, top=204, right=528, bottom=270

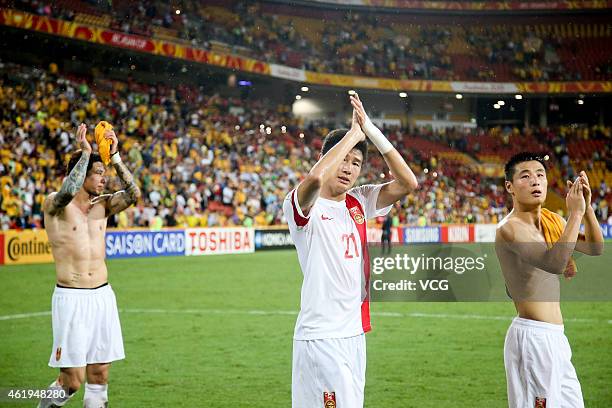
left=10, top=0, right=612, bottom=82
left=0, top=61, right=610, bottom=231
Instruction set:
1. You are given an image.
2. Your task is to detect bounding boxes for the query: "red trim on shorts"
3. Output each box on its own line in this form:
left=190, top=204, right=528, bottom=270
left=291, top=189, right=309, bottom=227
left=346, top=193, right=371, bottom=333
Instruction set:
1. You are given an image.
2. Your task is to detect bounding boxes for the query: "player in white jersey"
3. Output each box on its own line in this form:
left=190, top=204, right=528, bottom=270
left=283, top=94, right=419, bottom=407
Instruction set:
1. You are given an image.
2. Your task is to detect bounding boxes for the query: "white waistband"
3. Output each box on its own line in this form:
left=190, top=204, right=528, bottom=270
left=53, top=283, right=112, bottom=296
left=511, top=317, right=564, bottom=333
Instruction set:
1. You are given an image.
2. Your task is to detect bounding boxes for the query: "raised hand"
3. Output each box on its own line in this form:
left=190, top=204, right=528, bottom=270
left=76, top=123, right=92, bottom=153
left=348, top=92, right=395, bottom=156
left=347, top=109, right=366, bottom=142
left=566, top=177, right=586, bottom=216
left=578, top=170, right=592, bottom=205
left=105, top=129, right=119, bottom=155
left=350, top=93, right=368, bottom=128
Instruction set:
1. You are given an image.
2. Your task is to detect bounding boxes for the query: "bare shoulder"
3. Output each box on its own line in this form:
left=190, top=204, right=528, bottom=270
left=43, top=192, right=58, bottom=213
left=496, top=214, right=523, bottom=243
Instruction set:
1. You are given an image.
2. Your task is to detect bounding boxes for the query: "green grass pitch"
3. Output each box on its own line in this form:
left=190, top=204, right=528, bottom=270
left=1, top=250, right=611, bottom=407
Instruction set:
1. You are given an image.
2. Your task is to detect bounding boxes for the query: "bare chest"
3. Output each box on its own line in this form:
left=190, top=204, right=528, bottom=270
left=46, top=203, right=107, bottom=248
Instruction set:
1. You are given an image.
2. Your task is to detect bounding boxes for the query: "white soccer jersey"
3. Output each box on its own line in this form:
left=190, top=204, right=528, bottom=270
left=283, top=184, right=392, bottom=340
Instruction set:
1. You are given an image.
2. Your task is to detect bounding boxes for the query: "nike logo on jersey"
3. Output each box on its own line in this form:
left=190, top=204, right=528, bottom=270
left=321, top=215, right=333, bottom=221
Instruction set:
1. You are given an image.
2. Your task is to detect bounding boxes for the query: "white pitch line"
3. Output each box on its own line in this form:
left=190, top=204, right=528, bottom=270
left=0, top=308, right=608, bottom=324
left=0, top=311, right=51, bottom=321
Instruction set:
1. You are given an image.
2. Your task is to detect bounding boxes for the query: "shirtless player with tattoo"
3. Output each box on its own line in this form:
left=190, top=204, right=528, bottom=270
left=496, top=152, right=603, bottom=408
left=38, top=123, right=140, bottom=408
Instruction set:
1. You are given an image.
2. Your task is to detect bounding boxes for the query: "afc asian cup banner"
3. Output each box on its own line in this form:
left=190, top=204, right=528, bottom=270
left=186, top=228, right=255, bottom=256
left=403, top=227, right=441, bottom=243
left=2, top=9, right=612, bottom=95
left=0, top=10, right=270, bottom=76
left=105, top=230, right=186, bottom=259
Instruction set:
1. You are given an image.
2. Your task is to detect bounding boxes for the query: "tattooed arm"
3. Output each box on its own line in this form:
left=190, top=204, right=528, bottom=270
left=104, top=129, right=141, bottom=217
left=106, top=160, right=141, bottom=216
left=44, top=124, right=91, bottom=216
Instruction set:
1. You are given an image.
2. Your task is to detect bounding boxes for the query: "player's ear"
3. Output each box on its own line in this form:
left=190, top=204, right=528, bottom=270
left=505, top=180, right=513, bottom=195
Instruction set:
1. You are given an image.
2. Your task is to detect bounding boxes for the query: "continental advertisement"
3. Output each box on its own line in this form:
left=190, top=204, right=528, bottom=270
left=2, top=229, right=54, bottom=265
left=1, top=9, right=611, bottom=95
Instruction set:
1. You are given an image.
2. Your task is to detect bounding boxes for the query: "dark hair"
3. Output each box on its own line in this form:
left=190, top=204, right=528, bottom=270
left=66, top=151, right=103, bottom=175
left=504, top=152, right=547, bottom=181
left=321, top=128, right=368, bottom=162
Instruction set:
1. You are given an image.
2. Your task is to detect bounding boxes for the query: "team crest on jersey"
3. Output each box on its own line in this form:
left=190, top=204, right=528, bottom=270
left=323, top=391, right=336, bottom=408
left=55, top=347, right=62, bottom=361
left=349, top=206, right=365, bottom=224
left=534, top=397, right=546, bottom=408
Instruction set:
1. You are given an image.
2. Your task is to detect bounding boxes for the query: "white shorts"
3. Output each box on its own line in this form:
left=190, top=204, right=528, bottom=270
left=48, top=284, right=125, bottom=368
left=292, top=334, right=366, bottom=408
left=504, top=317, right=583, bottom=408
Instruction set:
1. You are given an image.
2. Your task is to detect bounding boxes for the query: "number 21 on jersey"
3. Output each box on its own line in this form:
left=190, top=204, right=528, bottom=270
left=342, top=233, right=360, bottom=259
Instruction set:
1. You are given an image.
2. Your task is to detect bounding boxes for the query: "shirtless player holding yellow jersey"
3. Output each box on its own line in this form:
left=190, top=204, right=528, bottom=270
left=38, top=123, right=140, bottom=408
